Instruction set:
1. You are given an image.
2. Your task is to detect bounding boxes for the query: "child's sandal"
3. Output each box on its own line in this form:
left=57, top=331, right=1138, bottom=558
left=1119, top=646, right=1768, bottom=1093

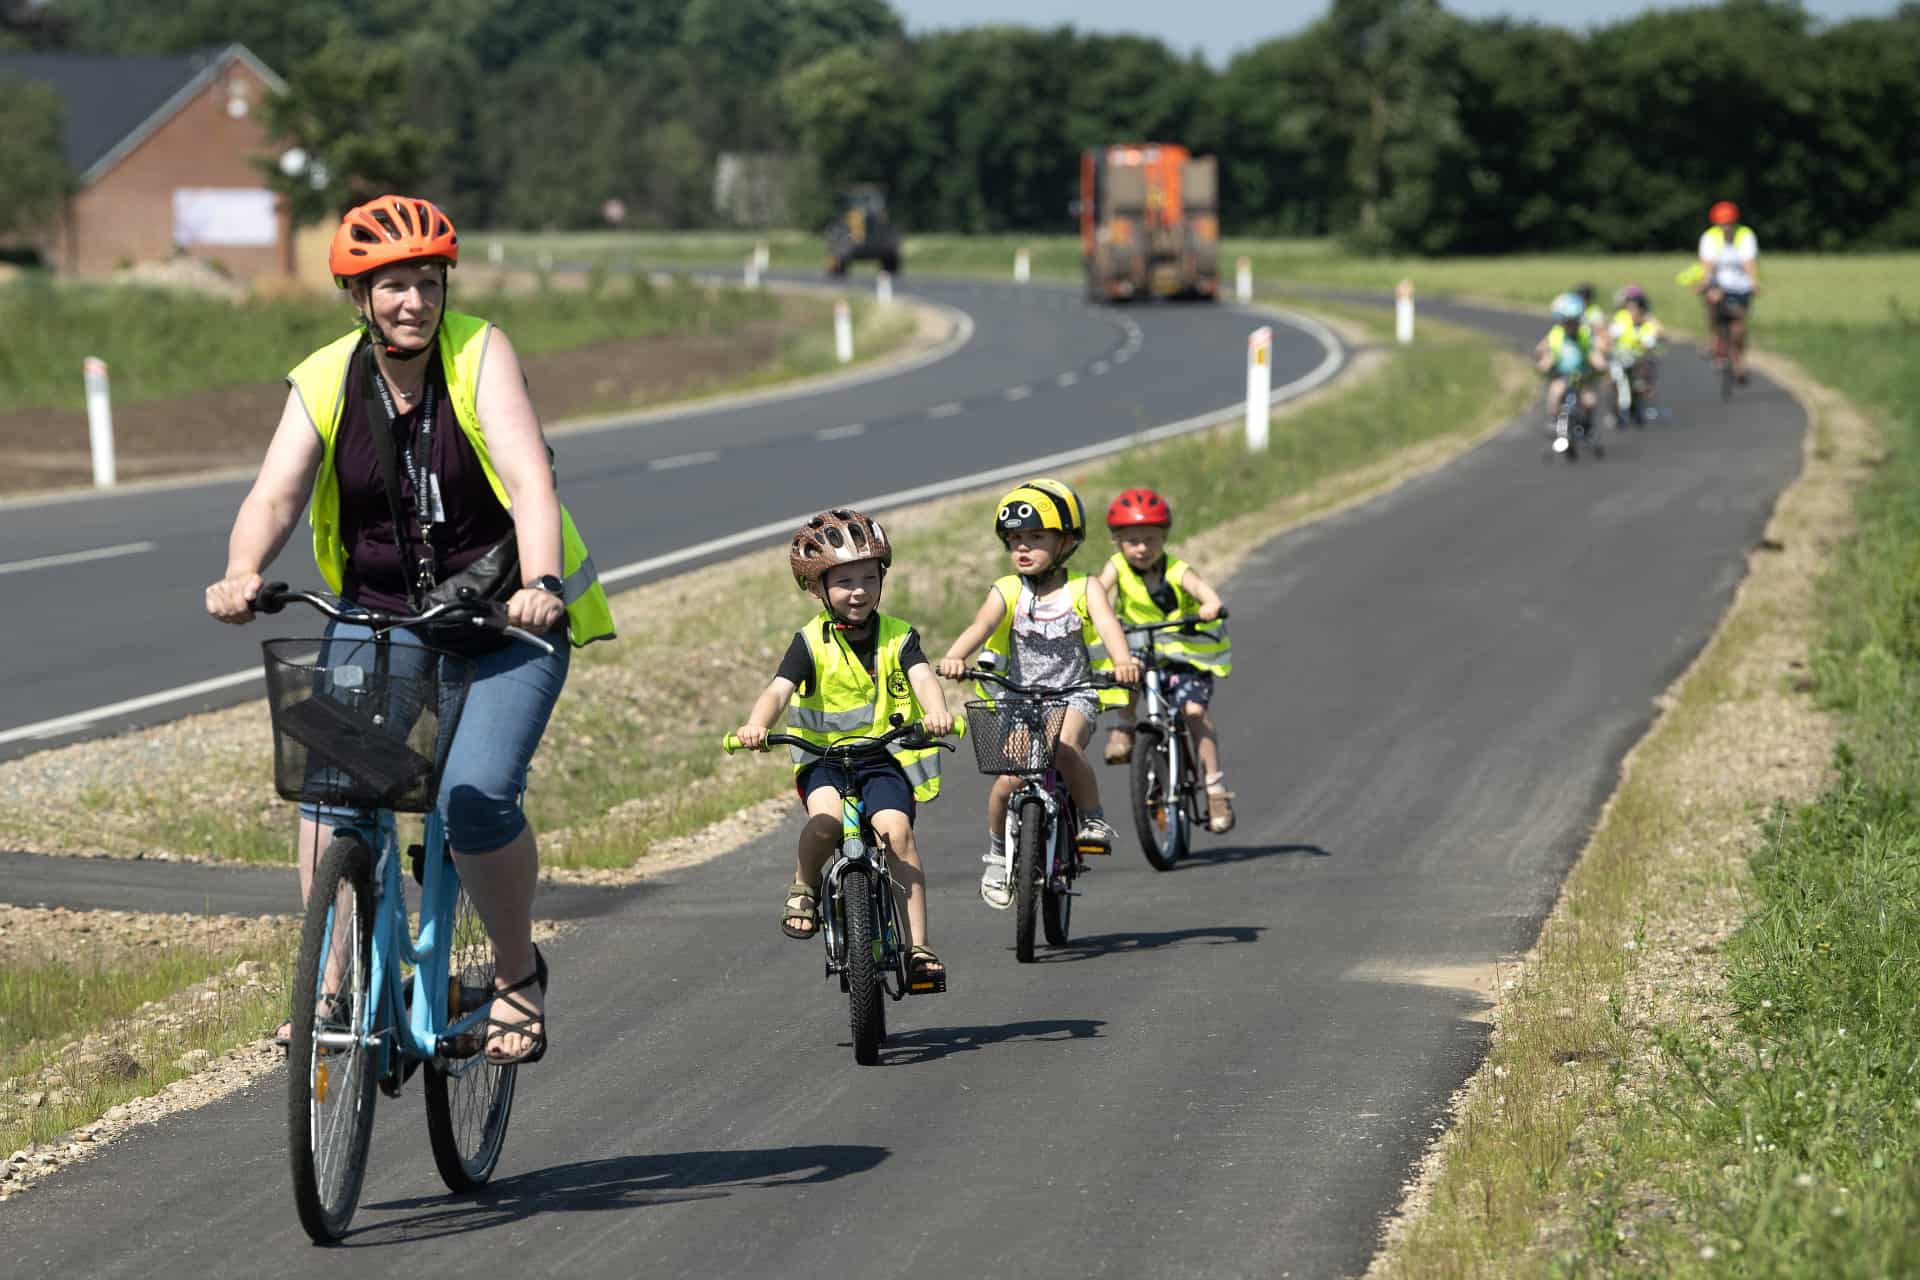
left=781, top=881, right=820, bottom=940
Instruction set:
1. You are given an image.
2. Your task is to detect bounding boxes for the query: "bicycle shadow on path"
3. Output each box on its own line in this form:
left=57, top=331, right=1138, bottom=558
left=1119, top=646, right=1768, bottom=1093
left=873, top=1016, right=1105, bottom=1066
left=346, top=1144, right=888, bottom=1245
left=1031, top=924, right=1265, bottom=964
left=1174, top=841, right=1333, bottom=869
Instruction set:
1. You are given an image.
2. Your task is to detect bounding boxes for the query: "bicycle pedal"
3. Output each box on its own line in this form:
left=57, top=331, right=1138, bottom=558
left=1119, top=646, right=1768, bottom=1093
left=1076, top=841, right=1112, bottom=855
left=908, top=972, right=948, bottom=996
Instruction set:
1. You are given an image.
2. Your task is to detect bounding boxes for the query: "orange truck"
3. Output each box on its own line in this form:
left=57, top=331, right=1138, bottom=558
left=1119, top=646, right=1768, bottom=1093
left=1079, top=143, right=1219, bottom=302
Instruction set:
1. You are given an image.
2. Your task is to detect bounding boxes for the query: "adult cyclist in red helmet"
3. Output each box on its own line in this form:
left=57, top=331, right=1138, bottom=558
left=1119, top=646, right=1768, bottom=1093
left=1697, top=200, right=1759, bottom=384
left=205, top=195, right=616, bottom=1065
left=1097, top=488, right=1236, bottom=833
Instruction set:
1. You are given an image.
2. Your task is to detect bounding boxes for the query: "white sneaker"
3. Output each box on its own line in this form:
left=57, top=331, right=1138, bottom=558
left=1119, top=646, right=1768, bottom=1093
left=979, top=851, right=1012, bottom=910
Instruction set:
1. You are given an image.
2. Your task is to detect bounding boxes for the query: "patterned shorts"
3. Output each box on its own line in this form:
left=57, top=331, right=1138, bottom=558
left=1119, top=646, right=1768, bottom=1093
left=1165, top=669, right=1216, bottom=710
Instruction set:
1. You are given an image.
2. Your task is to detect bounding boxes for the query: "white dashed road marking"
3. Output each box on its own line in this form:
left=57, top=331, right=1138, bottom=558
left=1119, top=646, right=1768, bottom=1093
left=815, top=423, right=868, bottom=441
left=1056, top=372, right=1078, bottom=387
left=1004, top=386, right=1032, bottom=401
left=928, top=403, right=964, bottom=419
left=649, top=451, right=720, bottom=471
left=0, top=541, right=156, bottom=577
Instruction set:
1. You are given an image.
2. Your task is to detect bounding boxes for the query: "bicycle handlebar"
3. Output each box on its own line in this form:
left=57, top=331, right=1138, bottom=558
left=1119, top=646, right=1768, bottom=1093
left=1121, top=610, right=1228, bottom=636
left=956, top=666, right=1119, bottom=698
left=722, top=719, right=961, bottom=758
left=255, top=583, right=558, bottom=657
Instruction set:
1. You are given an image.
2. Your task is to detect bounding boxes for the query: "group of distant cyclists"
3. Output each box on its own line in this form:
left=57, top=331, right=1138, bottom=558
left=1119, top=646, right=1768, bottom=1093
left=1533, top=199, right=1760, bottom=445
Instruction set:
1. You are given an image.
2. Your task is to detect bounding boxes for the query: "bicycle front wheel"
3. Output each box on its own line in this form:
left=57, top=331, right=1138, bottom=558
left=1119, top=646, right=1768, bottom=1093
left=1013, top=799, right=1045, bottom=963
left=424, top=872, right=516, bottom=1192
left=842, top=865, right=884, bottom=1065
left=288, top=835, right=379, bottom=1244
left=1131, top=728, right=1187, bottom=871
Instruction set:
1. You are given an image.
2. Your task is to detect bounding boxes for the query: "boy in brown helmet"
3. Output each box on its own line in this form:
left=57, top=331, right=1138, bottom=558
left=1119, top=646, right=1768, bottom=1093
left=735, top=509, right=955, bottom=986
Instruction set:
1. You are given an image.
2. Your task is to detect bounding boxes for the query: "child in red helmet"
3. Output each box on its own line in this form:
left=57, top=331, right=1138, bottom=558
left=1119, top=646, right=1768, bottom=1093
left=1098, top=488, right=1236, bottom=833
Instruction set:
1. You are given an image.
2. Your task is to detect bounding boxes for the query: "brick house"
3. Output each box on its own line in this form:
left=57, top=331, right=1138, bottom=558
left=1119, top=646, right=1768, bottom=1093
left=0, top=43, right=292, bottom=279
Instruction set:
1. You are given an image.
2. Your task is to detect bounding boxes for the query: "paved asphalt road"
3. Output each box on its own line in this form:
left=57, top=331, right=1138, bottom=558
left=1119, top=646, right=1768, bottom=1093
left=0, top=276, right=1332, bottom=756
left=0, top=291, right=1806, bottom=1278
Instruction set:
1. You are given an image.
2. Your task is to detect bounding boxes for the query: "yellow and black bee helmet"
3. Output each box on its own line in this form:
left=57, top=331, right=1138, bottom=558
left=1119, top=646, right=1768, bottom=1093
left=994, top=476, right=1087, bottom=562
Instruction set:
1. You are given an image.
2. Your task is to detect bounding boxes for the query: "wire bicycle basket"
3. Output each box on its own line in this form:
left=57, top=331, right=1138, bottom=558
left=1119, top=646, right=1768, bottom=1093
left=964, top=697, right=1069, bottom=775
left=262, top=638, right=474, bottom=812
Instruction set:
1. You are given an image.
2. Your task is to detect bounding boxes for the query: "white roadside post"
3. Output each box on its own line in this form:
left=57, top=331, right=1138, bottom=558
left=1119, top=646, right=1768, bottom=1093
left=487, top=239, right=504, bottom=265
left=1235, top=256, right=1253, bottom=303
left=744, top=255, right=761, bottom=289
left=876, top=271, right=893, bottom=305
left=753, top=240, right=770, bottom=273
left=1396, top=278, right=1416, bottom=345
left=1245, top=327, right=1272, bottom=453
left=834, top=299, right=854, bottom=364
left=1014, top=247, right=1031, bottom=284
left=83, top=357, right=116, bottom=487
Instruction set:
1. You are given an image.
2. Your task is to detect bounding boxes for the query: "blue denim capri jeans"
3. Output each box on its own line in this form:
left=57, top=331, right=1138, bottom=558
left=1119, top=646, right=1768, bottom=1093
left=298, top=618, right=570, bottom=853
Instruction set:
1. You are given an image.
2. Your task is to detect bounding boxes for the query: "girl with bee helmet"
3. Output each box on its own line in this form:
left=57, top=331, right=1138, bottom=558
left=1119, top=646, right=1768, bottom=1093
left=734, top=509, right=956, bottom=988
left=936, top=478, right=1141, bottom=906
left=205, top=195, right=615, bottom=1065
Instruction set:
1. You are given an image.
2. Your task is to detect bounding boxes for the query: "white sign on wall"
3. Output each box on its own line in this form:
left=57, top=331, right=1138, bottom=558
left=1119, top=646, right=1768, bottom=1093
left=171, top=188, right=278, bottom=248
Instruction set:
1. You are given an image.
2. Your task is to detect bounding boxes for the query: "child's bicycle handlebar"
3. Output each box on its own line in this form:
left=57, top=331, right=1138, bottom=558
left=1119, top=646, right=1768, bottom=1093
left=721, top=719, right=960, bottom=758
left=1120, top=609, right=1229, bottom=637
left=955, top=667, right=1119, bottom=698
left=255, top=582, right=558, bottom=656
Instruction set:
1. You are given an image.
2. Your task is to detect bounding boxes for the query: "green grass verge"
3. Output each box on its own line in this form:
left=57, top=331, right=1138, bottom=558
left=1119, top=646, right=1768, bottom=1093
left=0, top=925, right=293, bottom=1155
left=0, top=272, right=763, bottom=413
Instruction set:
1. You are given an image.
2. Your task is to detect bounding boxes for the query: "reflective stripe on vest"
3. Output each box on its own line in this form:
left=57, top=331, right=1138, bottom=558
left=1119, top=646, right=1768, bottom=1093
left=983, top=572, right=1127, bottom=709
left=787, top=612, right=943, bottom=801
left=285, top=311, right=617, bottom=648
left=1106, top=553, right=1232, bottom=676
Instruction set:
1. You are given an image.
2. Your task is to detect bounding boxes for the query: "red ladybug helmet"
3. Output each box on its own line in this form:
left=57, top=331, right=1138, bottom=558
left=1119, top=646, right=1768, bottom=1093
left=1107, top=487, right=1172, bottom=529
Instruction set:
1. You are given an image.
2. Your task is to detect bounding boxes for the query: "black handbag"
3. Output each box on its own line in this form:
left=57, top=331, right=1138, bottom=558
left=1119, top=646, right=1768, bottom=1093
left=361, top=347, right=518, bottom=641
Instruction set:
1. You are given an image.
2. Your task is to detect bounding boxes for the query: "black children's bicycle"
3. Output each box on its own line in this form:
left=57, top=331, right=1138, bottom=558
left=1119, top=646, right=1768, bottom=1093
left=961, top=667, right=1116, bottom=963
left=722, top=719, right=953, bottom=1065
left=1122, top=612, right=1228, bottom=871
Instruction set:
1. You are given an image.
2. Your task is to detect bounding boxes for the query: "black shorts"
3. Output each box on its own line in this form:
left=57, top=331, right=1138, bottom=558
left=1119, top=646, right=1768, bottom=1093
left=1713, top=291, right=1752, bottom=321
left=796, top=756, right=915, bottom=822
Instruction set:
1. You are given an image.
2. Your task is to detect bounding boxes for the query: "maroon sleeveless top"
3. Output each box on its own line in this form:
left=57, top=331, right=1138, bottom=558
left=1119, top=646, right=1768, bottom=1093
left=334, top=343, right=515, bottom=612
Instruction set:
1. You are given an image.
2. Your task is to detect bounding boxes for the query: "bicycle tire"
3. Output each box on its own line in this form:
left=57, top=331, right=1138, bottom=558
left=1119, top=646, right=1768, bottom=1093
left=1721, top=357, right=1735, bottom=402
left=288, top=835, right=379, bottom=1244
left=424, top=873, right=516, bottom=1193
left=1041, top=833, right=1072, bottom=947
left=1130, top=727, right=1186, bottom=871
left=843, top=865, right=883, bottom=1065
left=1013, top=799, right=1044, bottom=963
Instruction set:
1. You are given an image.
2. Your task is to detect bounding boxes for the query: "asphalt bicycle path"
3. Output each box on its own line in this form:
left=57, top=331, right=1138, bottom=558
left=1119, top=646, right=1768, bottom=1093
left=0, top=275, right=1332, bottom=758
left=0, top=298, right=1806, bottom=1278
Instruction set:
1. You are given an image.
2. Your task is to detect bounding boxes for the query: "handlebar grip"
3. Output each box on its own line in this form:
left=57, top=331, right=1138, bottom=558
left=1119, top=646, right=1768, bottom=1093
left=255, top=581, right=289, bottom=615
left=721, top=733, right=744, bottom=755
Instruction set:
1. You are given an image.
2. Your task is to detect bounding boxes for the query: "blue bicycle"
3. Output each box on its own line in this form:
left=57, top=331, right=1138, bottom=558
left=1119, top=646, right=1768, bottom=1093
left=254, top=584, right=554, bottom=1243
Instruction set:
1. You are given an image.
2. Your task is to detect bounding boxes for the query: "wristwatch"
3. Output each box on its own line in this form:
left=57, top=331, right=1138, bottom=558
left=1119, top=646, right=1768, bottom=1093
left=527, top=574, right=564, bottom=596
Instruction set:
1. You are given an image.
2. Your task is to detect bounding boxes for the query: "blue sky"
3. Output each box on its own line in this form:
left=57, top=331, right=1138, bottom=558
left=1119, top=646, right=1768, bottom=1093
left=888, top=1, right=1900, bottom=66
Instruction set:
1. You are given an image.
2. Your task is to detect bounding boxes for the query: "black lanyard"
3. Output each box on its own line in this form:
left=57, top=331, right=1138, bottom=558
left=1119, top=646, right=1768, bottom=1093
left=369, top=368, right=438, bottom=529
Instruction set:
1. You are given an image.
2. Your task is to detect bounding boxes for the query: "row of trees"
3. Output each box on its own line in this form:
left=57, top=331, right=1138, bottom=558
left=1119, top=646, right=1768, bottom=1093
left=5, top=0, right=1919, bottom=252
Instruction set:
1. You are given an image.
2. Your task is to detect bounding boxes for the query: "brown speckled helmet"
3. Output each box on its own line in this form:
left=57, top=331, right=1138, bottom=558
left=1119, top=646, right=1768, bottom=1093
left=789, top=508, right=893, bottom=594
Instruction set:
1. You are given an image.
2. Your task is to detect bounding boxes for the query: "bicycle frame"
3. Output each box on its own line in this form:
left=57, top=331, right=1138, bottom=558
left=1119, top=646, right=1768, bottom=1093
left=312, top=809, right=493, bottom=1079
left=815, top=784, right=909, bottom=999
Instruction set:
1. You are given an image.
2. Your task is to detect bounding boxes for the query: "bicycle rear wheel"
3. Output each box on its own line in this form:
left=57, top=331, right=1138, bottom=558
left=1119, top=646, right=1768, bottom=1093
left=1131, top=727, right=1188, bottom=870
left=1013, top=799, right=1045, bottom=963
left=424, top=872, right=516, bottom=1193
left=288, top=835, right=378, bottom=1244
left=842, top=865, right=883, bottom=1065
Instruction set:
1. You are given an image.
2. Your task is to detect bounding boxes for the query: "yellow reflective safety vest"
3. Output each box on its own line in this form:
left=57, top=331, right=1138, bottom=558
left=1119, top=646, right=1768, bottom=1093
left=787, top=611, right=944, bottom=801
left=1105, top=553, right=1232, bottom=677
left=286, top=311, right=615, bottom=648
left=1611, top=309, right=1662, bottom=358
left=983, top=572, right=1127, bottom=709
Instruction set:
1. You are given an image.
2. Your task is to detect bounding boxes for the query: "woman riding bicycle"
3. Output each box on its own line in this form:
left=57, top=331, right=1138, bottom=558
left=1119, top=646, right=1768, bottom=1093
left=204, top=195, right=615, bottom=1065
left=1697, top=200, right=1759, bottom=384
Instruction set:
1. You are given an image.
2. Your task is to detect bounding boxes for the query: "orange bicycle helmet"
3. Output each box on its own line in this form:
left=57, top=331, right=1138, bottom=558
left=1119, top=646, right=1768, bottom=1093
left=329, top=195, right=460, bottom=288
left=789, top=508, right=893, bottom=595
left=1709, top=200, right=1739, bottom=226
